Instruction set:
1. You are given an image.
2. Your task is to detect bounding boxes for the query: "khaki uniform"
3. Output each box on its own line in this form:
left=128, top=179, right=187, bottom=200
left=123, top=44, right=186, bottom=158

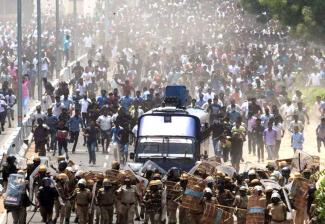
left=143, top=189, right=163, bottom=224
left=164, top=181, right=180, bottom=224
left=233, top=195, right=248, bottom=224
left=55, top=183, right=71, bottom=224
left=174, top=183, right=189, bottom=224
left=290, top=177, right=309, bottom=224
left=267, top=202, right=287, bottom=224
left=96, top=187, right=116, bottom=224
left=117, top=185, right=138, bottom=224
left=73, top=188, right=92, bottom=224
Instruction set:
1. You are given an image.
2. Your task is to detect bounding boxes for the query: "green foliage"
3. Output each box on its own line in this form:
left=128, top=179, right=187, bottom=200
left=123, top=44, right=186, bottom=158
left=240, top=0, right=325, bottom=41
left=299, top=87, right=325, bottom=110
left=316, top=177, right=325, bottom=220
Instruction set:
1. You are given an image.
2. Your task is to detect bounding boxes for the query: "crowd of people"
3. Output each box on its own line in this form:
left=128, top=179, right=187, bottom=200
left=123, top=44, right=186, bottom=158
left=0, top=13, right=104, bottom=133
left=0, top=0, right=325, bottom=223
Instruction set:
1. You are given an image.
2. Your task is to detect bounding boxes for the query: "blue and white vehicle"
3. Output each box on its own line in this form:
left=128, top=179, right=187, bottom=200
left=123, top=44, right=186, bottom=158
left=131, top=86, right=210, bottom=171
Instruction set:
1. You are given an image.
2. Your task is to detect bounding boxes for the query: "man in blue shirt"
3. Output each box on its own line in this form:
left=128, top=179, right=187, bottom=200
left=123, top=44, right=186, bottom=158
left=97, top=89, right=109, bottom=109
left=196, top=94, right=206, bottom=108
left=45, top=108, right=58, bottom=152
left=63, top=34, right=71, bottom=66
left=61, top=93, right=74, bottom=111
left=119, top=94, right=133, bottom=113
left=68, top=109, right=84, bottom=153
left=134, top=90, right=144, bottom=104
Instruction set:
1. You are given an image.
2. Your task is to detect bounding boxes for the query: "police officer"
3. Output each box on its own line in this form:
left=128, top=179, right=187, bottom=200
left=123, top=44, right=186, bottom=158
left=281, top=166, right=291, bottom=185
left=165, top=167, right=181, bottom=224
left=177, top=173, right=189, bottom=224
left=26, top=156, right=41, bottom=180
left=143, top=180, right=163, bottom=224
left=117, top=178, right=139, bottom=224
left=2, top=155, right=17, bottom=190
left=233, top=186, right=248, bottom=224
left=267, top=192, right=287, bottom=224
left=86, top=179, right=95, bottom=224
left=38, top=177, right=59, bottom=223
left=8, top=170, right=32, bottom=224
left=71, top=179, right=92, bottom=224
left=96, top=178, right=116, bottom=224
left=112, top=160, right=120, bottom=170
left=55, top=173, right=71, bottom=224
left=33, top=165, right=49, bottom=205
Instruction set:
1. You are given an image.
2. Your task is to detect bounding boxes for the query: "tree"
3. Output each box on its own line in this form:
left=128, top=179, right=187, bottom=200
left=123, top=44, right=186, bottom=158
left=240, top=0, right=325, bottom=41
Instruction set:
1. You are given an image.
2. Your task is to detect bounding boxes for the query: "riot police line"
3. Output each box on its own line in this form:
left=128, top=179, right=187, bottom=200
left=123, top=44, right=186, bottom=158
left=0, top=150, right=321, bottom=224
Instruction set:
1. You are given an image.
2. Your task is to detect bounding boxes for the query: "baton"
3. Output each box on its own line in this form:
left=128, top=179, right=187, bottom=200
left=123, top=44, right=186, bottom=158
left=5, top=211, right=8, bottom=224
left=27, top=207, right=38, bottom=224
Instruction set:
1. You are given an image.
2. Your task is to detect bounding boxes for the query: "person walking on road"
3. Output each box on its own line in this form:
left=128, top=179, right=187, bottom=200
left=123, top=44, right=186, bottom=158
left=252, top=118, right=265, bottom=162
left=45, top=108, right=58, bottom=152
left=56, top=120, right=69, bottom=158
left=264, top=121, right=277, bottom=160
left=316, top=117, right=325, bottom=152
left=84, top=120, right=99, bottom=165
left=68, top=109, right=84, bottom=153
left=291, top=126, right=304, bottom=152
left=97, top=107, right=112, bottom=154
left=33, top=118, right=49, bottom=156
left=38, top=177, right=59, bottom=224
left=22, top=75, right=30, bottom=117
left=0, top=94, right=7, bottom=133
left=5, top=88, right=16, bottom=128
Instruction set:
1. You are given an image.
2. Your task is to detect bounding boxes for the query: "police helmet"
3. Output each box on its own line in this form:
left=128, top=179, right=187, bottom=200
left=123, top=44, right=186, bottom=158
left=271, top=192, right=281, bottom=200
left=57, top=173, right=69, bottom=182
left=42, top=177, right=51, bottom=187
left=58, top=161, right=68, bottom=172
left=39, top=165, right=47, bottom=173
left=111, top=161, right=120, bottom=170
left=78, top=179, right=87, bottom=186
left=103, top=178, right=112, bottom=187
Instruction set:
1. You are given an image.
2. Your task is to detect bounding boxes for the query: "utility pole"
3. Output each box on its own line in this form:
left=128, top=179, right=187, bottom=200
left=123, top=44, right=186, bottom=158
left=55, top=0, right=60, bottom=78
left=17, top=0, right=23, bottom=127
left=104, top=0, right=109, bottom=45
left=73, top=0, right=77, bottom=58
left=37, top=0, right=42, bottom=101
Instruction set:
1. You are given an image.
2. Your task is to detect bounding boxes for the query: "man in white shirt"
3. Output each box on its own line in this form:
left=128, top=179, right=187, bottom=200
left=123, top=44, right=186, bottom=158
left=96, top=108, right=112, bottom=154
left=52, top=96, right=64, bottom=118
left=280, top=100, right=295, bottom=129
left=83, top=34, right=93, bottom=55
left=41, top=94, right=53, bottom=113
left=273, top=116, right=284, bottom=159
left=203, top=88, right=215, bottom=102
left=79, top=95, right=91, bottom=126
left=31, top=105, right=47, bottom=128
left=5, top=89, right=16, bottom=128
left=81, top=67, right=94, bottom=87
left=0, top=94, right=7, bottom=133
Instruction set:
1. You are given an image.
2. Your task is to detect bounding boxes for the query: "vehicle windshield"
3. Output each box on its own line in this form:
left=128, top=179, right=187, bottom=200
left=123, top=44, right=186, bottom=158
left=137, top=137, right=195, bottom=157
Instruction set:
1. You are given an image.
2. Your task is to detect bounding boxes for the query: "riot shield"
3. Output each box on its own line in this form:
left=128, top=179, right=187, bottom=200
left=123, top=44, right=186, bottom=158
left=4, top=174, right=26, bottom=210
left=138, top=160, right=167, bottom=176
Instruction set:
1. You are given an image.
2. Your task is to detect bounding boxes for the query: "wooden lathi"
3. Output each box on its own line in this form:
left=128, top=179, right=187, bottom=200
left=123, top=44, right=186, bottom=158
left=201, top=202, right=234, bottom=224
